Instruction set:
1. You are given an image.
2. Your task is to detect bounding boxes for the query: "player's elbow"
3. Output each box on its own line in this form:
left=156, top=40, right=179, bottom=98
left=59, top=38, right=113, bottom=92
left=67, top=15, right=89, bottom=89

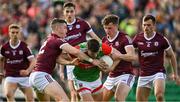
left=127, top=54, right=137, bottom=62
left=71, top=49, right=81, bottom=57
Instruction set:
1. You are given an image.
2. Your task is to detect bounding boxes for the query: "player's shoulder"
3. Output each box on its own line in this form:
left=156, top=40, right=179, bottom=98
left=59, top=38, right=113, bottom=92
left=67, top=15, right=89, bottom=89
left=76, top=17, right=88, bottom=24
left=1, top=41, right=10, bottom=48
left=118, top=31, right=132, bottom=40
left=76, top=17, right=84, bottom=22
left=133, top=32, right=144, bottom=40
left=20, top=40, right=28, bottom=46
left=155, top=32, right=166, bottom=38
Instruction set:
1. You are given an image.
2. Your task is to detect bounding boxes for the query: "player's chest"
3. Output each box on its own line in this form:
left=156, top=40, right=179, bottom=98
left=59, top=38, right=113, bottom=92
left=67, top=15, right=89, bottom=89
left=137, top=40, right=162, bottom=52
left=67, top=24, right=86, bottom=35
left=105, top=40, right=125, bottom=51
left=4, top=49, right=24, bottom=58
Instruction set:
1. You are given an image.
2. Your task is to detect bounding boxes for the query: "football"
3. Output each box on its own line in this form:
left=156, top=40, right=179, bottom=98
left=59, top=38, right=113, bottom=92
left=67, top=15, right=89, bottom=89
left=100, top=55, right=113, bottom=67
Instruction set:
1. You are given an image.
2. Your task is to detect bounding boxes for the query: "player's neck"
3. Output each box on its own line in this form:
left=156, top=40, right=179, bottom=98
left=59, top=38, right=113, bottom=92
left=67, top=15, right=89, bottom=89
left=145, top=31, right=155, bottom=38
left=108, top=31, right=119, bottom=40
left=66, top=18, right=76, bottom=25
left=10, top=39, right=19, bottom=46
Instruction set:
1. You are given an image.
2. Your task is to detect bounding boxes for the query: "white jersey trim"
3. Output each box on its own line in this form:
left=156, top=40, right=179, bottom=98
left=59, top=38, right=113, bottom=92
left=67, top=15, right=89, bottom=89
left=87, top=29, right=93, bottom=34
left=59, top=43, right=69, bottom=49
left=9, top=40, right=21, bottom=49
left=0, top=54, right=3, bottom=58
left=164, top=37, right=171, bottom=51
left=144, top=32, right=156, bottom=41
left=107, top=31, right=119, bottom=42
left=124, top=45, right=134, bottom=49
left=66, top=18, right=76, bottom=25
left=27, top=55, right=34, bottom=59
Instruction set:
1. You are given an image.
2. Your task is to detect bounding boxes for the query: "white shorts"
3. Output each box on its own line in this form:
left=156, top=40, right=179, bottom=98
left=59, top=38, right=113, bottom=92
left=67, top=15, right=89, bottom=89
left=4, top=77, right=31, bottom=88
left=103, top=74, right=135, bottom=92
left=74, top=78, right=102, bottom=95
left=137, top=72, right=166, bottom=89
left=66, top=65, right=75, bottom=80
left=29, top=71, right=55, bottom=92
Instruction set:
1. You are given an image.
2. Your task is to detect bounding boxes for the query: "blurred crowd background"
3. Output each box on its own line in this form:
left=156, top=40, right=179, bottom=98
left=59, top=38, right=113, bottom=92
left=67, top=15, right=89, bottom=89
left=0, top=0, right=180, bottom=78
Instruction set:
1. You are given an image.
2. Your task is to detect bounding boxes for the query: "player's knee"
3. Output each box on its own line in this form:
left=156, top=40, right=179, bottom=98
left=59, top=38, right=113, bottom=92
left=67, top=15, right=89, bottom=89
left=114, top=94, right=125, bottom=101
left=25, top=95, right=34, bottom=101
left=5, top=92, right=14, bottom=99
left=136, top=93, right=147, bottom=101
left=155, top=92, right=164, bottom=101
left=54, top=96, right=69, bottom=102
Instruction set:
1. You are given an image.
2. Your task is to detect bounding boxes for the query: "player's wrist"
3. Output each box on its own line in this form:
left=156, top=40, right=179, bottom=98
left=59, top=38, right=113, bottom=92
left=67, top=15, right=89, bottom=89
left=0, top=73, right=4, bottom=76
left=87, top=58, right=94, bottom=63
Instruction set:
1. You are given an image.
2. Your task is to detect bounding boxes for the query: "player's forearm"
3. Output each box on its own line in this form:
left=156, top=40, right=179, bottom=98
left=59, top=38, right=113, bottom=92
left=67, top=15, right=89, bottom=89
left=170, top=54, right=178, bottom=75
left=27, top=58, right=36, bottom=72
left=0, top=58, right=4, bottom=74
left=59, top=65, right=64, bottom=74
left=77, top=52, right=93, bottom=63
left=89, top=32, right=102, bottom=42
left=57, top=56, right=72, bottom=65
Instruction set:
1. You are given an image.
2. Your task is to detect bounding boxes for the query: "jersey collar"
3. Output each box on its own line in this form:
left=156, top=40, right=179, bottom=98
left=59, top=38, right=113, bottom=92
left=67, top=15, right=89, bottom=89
left=9, top=40, right=21, bottom=49
left=144, top=32, right=156, bottom=41
left=66, top=18, right=76, bottom=25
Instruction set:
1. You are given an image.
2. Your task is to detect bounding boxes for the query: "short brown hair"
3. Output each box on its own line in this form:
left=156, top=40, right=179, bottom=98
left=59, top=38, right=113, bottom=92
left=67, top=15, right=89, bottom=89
left=143, top=14, right=156, bottom=24
left=63, top=2, right=75, bottom=9
left=50, top=18, right=67, bottom=27
left=101, top=14, right=119, bottom=25
left=9, top=24, right=20, bottom=30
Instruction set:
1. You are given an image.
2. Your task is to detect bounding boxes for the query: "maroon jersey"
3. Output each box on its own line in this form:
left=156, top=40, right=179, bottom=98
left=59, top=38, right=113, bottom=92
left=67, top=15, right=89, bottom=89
left=65, top=18, right=92, bottom=46
left=34, top=34, right=67, bottom=74
left=0, top=41, right=34, bottom=77
left=133, top=32, right=170, bottom=76
left=102, top=32, right=133, bottom=77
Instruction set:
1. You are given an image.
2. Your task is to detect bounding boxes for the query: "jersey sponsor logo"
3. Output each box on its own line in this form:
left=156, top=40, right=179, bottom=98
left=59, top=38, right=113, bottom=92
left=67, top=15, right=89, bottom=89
left=154, top=41, right=159, bottom=46
left=68, top=25, right=73, bottom=30
left=115, top=41, right=119, bottom=46
left=79, top=83, right=83, bottom=87
left=141, top=50, right=158, bottom=57
left=137, top=42, right=144, bottom=45
left=65, top=33, right=82, bottom=41
left=12, top=50, right=17, bottom=56
left=76, top=24, right=80, bottom=29
left=6, top=58, right=23, bottom=64
left=5, top=51, right=10, bottom=54
left=19, top=50, right=23, bottom=55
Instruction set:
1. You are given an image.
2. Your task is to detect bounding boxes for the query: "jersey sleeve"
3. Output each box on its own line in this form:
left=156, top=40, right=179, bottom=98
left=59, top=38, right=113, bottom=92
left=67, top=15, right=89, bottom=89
left=24, top=44, right=34, bottom=59
left=163, top=36, right=171, bottom=50
left=57, top=38, right=68, bottom=49
left=0, top=46, right=4, bottom=58
left=84, top=21, right=93, bottom=33
left=132, top=35, right=138, bottom=48
left=122, top=35, right=133, bottom=48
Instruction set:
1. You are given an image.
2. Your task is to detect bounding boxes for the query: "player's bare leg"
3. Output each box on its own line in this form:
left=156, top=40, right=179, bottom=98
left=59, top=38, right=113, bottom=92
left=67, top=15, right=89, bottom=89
left=136, top=87, right=151, bottom=102
left=20, top=87, right=34, bottom=102
left=44, top=81, right=69, bottom=102
left=36, top=92, right=50, bottom=102
left=4, top=82, right=18, bottom=102
left=114, top=82, right=131, bottom=101
left=80, top=92, right=94, bottom=101
left=154, top=79, right=165, bottom=102
left=92, top=91, right=103, bottom=102
left=102, top=87, right=114, bottom=101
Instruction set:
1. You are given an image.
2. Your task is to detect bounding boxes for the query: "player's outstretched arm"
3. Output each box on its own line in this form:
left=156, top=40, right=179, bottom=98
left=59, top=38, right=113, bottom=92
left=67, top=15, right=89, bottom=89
left=166, top=47, right=179, bottom=84
left=61, top=43, right=109, bottom=70
left=20, top=57, right=36, bottom=76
